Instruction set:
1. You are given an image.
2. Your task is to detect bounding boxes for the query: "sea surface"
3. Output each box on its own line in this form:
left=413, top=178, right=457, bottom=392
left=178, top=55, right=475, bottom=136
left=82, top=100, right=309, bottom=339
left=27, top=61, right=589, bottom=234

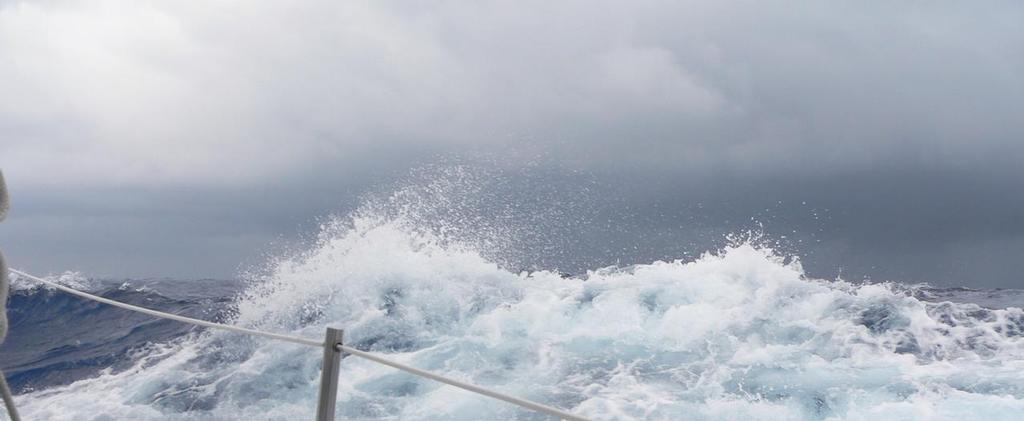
left=2, top=176, right=1023, bottom=420
left=3, top=243, right=1023, bottom=420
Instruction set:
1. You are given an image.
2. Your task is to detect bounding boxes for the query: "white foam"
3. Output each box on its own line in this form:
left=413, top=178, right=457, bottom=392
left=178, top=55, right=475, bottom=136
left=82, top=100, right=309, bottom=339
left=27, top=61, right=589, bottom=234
left=9, top=175, right=1024, bottom=420
left=8, top=271, right=97, bottom=292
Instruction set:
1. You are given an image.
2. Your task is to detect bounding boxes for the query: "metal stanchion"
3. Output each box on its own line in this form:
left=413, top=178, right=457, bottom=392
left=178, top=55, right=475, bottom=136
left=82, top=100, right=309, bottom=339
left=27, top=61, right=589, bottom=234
left=0, top=374, right=19, bottom=421
left=1, top=170, right=21, bottom=421
left=0, top=164, right=585, bottom=420
left=315, top=327, right=344, bottom=421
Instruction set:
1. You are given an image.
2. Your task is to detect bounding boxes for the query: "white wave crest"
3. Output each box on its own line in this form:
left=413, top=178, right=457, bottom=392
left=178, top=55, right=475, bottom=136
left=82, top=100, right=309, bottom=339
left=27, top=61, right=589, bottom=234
left=13, top=211, right=1024, bottom=420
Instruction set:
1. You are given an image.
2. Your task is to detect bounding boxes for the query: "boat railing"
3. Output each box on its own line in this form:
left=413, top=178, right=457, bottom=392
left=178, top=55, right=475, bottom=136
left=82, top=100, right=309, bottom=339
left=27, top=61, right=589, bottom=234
left=2, top=268, right=588, bottom=421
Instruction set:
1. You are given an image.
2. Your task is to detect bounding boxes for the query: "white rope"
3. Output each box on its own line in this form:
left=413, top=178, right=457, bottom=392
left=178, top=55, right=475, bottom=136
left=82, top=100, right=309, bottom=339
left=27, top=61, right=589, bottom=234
left=7, top=268, right=589, bottom=420
left=339, top=345, right=588, bottom=421
left=9, top=268, right=323, bottom=347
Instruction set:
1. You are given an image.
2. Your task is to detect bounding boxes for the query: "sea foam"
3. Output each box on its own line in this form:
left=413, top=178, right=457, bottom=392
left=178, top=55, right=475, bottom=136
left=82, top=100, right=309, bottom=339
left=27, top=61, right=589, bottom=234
left=10, top=211, right=1024, bottom=420
left=9, top=168, right=1024, bottom=420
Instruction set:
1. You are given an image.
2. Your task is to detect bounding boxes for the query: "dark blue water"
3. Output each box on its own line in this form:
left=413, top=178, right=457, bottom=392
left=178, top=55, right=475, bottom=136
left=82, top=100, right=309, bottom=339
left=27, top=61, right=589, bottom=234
left=0, top=279, right=243, bottom=393
left=2, top=278, right=1022, bottom=396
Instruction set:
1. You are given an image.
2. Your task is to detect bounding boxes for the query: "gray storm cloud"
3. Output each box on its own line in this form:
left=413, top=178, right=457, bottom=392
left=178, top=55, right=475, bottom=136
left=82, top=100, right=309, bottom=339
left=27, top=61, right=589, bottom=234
left=3, top=0, right=1020, bottom=186
left=0, top=1, right=1022, bottom=286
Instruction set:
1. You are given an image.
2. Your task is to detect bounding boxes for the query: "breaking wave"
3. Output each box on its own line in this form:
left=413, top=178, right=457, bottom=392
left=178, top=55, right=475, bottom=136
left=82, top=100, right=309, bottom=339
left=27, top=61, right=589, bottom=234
left=5, top=169, right=1024, bottom=420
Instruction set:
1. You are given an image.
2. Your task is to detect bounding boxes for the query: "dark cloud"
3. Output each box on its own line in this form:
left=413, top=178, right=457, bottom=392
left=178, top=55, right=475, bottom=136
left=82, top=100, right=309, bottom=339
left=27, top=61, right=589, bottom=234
left=0, top=1, right=1021, bottom=287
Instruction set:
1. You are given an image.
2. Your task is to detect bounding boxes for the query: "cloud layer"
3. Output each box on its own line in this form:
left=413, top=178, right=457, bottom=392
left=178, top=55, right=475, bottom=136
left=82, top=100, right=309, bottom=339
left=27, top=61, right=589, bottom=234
left=4, top=1, right=1021, bottom=185
left=1, top=1, right=1022, bottom=285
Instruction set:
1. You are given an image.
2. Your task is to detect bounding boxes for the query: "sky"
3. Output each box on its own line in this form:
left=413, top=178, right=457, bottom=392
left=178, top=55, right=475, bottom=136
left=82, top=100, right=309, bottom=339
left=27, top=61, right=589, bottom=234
left=1, top=1, right=1022, bottom=287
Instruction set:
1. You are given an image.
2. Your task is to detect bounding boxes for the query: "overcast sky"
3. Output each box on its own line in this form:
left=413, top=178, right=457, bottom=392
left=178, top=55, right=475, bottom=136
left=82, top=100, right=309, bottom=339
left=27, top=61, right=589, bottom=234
left=1, top=1, right=1022, bottom=287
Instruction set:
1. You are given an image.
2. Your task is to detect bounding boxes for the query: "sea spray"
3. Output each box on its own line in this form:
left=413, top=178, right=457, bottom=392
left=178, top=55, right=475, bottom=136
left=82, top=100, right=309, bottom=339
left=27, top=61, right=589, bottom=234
left=7, top=169, right=1024, bottom=420
left=10, top=215, right=1023, bottom=420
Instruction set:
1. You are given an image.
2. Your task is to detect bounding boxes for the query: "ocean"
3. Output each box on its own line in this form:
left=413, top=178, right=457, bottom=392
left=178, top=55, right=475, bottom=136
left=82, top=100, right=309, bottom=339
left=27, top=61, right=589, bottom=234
left=2, top=238, right=1023, bottom=419
left=2, top=177, right=1023, bottom=420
